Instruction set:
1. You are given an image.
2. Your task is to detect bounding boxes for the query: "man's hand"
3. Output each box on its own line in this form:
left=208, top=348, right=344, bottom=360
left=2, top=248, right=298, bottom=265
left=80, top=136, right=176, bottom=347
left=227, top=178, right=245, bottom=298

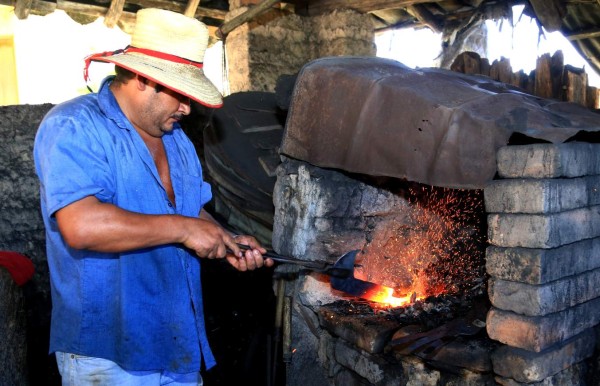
left=227, top=235, right=273, bottom=271
left=180, top=217, right=240, bottom=259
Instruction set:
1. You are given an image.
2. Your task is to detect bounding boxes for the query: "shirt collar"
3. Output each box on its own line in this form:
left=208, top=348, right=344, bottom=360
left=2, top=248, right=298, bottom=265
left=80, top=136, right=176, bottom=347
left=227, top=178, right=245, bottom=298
left=98, top=76, right=130, bottom=130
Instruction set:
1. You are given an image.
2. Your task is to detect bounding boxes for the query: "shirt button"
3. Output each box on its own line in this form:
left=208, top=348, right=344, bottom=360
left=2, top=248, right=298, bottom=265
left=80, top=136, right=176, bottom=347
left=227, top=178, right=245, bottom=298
left=167, top=202, right=173, bottom=207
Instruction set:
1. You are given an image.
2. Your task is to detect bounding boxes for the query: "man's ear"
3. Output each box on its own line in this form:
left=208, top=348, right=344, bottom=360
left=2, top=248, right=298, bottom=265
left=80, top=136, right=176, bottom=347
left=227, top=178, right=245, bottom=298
left=135, top=74, right=148, bottom=91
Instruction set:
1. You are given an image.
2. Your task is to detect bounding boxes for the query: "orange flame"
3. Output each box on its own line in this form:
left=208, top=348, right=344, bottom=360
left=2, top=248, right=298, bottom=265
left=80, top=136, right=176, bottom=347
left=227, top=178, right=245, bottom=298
left=361, top=284, right=422, bottom=308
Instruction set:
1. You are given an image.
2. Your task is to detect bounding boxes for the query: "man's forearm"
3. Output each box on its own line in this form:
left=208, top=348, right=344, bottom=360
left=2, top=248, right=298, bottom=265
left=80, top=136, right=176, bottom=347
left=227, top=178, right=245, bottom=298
left=55, top=196, right=192, bottom=253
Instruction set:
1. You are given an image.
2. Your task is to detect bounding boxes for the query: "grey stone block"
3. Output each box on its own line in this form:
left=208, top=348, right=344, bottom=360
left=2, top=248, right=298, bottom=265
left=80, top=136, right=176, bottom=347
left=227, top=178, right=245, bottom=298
left=484, top=176, right=600, bottom=214
left=486, top=299, right=600, bottom=352
left=497, top=143, right=600, bottom=179
left=334, top=339, right=403, bottom=385
left=488, top=267, right=600, bottom=316
left=427, top=337, right=494, bottom=373
left=494, top=360, right=588, bottom=386
left=491, top=329, right=595, bottom=383
left=399, top=355, right=496, bottom=385
left=486, top=238, right=600, bottom=284
left=318, top=306, right=400, bottom=354
left=487, top=205, right=600, bottom=248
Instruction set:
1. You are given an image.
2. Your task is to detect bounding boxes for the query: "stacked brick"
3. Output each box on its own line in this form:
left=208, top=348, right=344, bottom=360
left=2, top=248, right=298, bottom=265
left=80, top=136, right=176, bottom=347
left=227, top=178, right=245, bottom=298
left=485, top=142, right=600, bottom=384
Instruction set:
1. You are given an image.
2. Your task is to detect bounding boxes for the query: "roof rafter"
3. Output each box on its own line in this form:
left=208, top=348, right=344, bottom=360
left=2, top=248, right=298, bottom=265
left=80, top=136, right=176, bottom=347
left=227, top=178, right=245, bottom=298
left=565, top=27, right=600, bottom=42
left=298, top=0, right=431, bottom=16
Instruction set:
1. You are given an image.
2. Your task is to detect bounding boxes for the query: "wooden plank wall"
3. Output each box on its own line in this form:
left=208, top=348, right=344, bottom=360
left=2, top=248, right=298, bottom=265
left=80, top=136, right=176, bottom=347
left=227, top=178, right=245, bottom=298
left=450, top=50, right=600, bottom=110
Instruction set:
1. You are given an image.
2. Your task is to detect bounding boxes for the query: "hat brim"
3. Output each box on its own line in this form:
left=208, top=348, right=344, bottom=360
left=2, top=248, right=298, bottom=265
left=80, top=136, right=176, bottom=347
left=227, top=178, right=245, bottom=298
left=93, top=52, right=223, bottom=108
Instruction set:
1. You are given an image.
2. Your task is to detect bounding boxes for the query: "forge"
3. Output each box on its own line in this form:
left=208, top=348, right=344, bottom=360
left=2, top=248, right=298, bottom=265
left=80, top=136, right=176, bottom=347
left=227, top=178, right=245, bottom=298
left=274, top=158, right=496, bottom=385
left=271, top=57, right=600, bottom=385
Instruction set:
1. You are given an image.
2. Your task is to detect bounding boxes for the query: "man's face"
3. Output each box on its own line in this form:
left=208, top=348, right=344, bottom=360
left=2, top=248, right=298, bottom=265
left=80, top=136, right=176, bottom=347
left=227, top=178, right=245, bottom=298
left=138, top=82, right=191, bottom=137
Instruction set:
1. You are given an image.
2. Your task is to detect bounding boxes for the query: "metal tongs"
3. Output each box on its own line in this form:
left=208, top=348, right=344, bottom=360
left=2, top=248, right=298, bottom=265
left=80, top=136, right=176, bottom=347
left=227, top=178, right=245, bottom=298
left=236, top=243, right=355, bottom=278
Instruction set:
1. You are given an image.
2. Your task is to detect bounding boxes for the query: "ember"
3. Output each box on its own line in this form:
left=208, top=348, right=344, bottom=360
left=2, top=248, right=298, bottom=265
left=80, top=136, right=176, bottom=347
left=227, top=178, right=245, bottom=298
left=322, top=287, right=489, bottom=336
left=357, top=183, right=487, bottom=302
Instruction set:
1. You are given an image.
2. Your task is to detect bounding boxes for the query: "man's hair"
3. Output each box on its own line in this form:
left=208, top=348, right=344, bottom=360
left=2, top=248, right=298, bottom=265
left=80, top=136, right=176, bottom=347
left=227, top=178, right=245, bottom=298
left=114, top=65, right=136, bottom=83
left=114, top=65, right=164, bottom=93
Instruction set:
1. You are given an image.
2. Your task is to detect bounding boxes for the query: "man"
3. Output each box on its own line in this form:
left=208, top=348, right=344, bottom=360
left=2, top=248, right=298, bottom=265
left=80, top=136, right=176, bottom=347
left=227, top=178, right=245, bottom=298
left=33, top=8, right=272, bottom=385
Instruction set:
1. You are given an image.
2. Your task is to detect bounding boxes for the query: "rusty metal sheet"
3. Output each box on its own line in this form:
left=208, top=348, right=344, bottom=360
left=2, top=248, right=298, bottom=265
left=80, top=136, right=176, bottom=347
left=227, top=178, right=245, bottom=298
left=280, top=57, right=600, bottom=188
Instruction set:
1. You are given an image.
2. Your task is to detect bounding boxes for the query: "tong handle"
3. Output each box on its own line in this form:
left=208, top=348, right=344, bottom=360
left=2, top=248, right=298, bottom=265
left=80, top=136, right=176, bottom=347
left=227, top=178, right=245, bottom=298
left=235, top=243, right=328, bottom=269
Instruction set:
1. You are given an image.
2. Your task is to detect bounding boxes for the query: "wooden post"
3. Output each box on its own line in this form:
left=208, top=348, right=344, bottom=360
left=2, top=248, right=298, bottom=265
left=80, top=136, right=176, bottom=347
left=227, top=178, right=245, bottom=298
left=550, top=50, right=564, bottom=99
left=490, top=57, right=512, bottom=84
left=563, top=64, right=588, bottom=105
left=534, top=53, right=553, bottom=99
left=450, top=51, right=481, bottom=75
left=480, top=58, right=490, bottom=77
left=104, top=0, right=125, bottom=28
left=510, top=70, right=528, bottom=89
left=184, top=0, right=201, bottom=17
left=525, top=70, right=535, bottom=95
left=586, top=86, right=599, bottom=109
left=406, top=4, right=441, bottom=34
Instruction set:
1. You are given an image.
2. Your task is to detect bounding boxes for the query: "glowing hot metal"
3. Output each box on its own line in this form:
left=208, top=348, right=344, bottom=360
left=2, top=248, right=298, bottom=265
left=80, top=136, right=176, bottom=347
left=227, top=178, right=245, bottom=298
left=330, top=250, right=419, bottom=307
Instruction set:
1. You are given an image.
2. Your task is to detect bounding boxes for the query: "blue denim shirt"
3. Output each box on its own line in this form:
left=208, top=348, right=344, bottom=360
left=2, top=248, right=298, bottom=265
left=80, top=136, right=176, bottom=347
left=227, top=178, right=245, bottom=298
left=33, top=77, right=216, bottom=373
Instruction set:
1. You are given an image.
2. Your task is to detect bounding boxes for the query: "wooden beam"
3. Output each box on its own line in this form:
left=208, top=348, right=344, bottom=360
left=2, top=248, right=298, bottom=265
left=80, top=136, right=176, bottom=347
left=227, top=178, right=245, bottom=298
left=184, top=0, right=200, bottom=17
left=406, top=4, right=441, bottom=33
left=19, top=0, right=136, bottom=22
left=374, top=19, right=423, bottom=33
left=217, top=0, right=280, bottom=38
left=528, top=0, right=565, bottom=32
left=0, top=0, right=228, bottom=21
left=0, top=0, right=224, bottom=38
left=302, top=0, right=431, bottom=16
left=126, top=0, right=226, bottom=20
left=104, top=0, right=125, bottom=28
left=14, top=0, right=33, bottom=19
left=565, top=27, right=600, bottom=42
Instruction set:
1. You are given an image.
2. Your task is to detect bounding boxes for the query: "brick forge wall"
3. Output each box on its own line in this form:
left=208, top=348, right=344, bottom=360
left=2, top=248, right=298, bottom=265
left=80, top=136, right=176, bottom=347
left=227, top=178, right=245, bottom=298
left=484, top=142, right=600, bottom=384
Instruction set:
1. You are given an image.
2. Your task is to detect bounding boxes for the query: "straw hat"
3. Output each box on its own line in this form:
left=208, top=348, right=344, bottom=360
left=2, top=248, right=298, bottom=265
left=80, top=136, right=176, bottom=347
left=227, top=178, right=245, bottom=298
left=84, top=8, right=222, bottom=108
